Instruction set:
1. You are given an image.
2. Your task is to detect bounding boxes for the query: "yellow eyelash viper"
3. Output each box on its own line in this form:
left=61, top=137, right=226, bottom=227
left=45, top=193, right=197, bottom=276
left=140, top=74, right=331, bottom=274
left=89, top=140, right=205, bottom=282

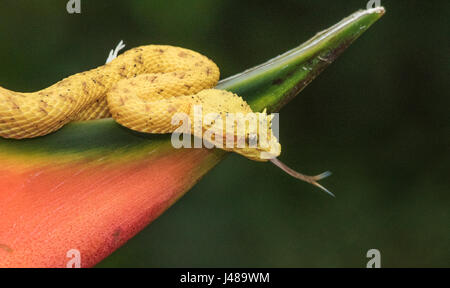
left=0, top=45, right=332, bottom=195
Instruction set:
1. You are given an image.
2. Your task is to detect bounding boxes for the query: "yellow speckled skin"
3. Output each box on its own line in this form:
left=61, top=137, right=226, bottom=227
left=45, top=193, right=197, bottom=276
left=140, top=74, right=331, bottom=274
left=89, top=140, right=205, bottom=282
left=0, top=45, right=280, bottom=161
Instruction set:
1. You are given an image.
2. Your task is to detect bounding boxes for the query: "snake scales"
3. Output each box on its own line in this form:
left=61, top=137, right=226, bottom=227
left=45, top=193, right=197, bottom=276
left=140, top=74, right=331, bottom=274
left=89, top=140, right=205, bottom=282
left=0, top=45, right=332, bottom=195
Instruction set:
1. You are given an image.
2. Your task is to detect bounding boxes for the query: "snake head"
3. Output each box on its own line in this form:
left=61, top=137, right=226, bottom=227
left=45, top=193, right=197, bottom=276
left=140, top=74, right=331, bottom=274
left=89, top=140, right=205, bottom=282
left=228, top=109, right=281, bottom=162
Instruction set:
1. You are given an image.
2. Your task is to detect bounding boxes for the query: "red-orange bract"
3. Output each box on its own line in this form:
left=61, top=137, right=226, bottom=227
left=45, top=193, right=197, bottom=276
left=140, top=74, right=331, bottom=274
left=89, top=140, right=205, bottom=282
left=0, top=8, right=384, bottom=267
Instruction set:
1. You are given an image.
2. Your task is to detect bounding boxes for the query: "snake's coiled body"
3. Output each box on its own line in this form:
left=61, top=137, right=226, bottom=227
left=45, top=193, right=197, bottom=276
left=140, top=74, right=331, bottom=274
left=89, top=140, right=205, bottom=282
left=0, top=45, right=280, bottom=161
left=0, top=45, right=336, bottom=195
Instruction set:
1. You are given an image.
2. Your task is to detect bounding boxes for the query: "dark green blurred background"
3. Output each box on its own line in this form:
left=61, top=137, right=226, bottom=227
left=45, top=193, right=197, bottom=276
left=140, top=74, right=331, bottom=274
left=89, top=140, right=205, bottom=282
left=0, top=0, right=448, bottom=267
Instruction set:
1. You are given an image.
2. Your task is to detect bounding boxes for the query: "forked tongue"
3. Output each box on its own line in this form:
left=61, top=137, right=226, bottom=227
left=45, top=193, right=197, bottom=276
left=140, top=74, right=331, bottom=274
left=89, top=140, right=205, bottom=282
left=270, top=158, right=334, bottom=197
